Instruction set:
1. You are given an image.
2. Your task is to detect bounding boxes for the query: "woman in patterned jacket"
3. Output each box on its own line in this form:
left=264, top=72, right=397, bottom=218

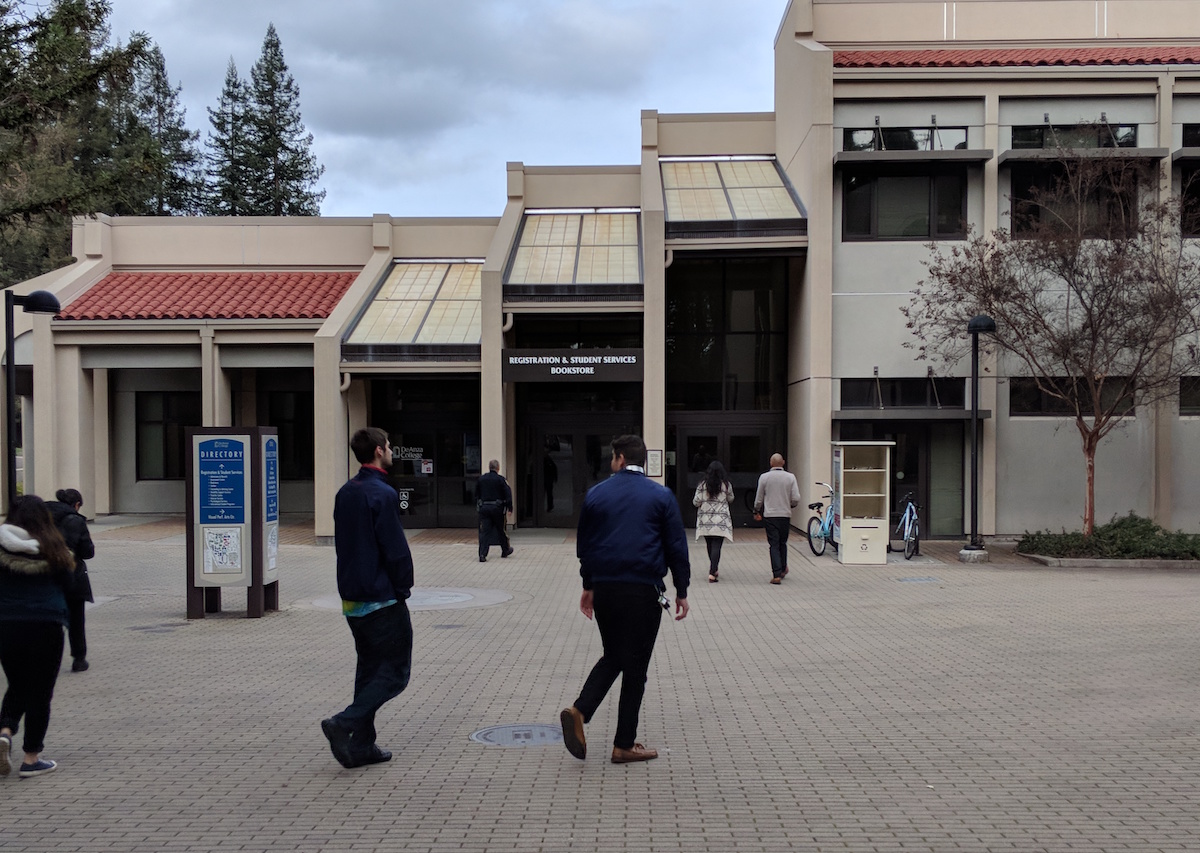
left=693, top=460, right=734, bottom=583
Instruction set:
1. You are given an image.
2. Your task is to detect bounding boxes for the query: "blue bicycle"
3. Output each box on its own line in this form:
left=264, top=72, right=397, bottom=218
left=895, top=491, right=920, bottom=560
left=806, top=482, right=838, bottom=556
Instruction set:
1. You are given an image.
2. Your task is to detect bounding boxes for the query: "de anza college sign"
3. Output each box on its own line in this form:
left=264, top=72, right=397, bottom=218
left=502, top=348, right=643, bottom=382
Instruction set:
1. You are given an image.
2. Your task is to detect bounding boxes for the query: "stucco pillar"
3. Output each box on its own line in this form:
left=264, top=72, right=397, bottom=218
left=1150, top=71, right=1176, bottom=528
left=52, top=345, right=95, bottom=503
left=980, top=93, right=1001, bottom=536
left=200, top=328, right=217, bottom=426
left=641, top=112, right=666, bottom=477
left=312, top=338, right=344, bottom=541
left=30, top=314, right=56, bottom=499
left=93, top=368, right=111, bottom=515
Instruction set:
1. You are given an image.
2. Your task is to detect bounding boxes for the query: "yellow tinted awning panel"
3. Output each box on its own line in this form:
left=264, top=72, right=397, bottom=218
left=506, top=212, right=641, bottom=285
left=661, top=158, right=803, bottom=223
left=346, top=262, right=482, bottom=345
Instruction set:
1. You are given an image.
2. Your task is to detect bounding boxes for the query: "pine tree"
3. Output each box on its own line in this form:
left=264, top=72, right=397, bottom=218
left=204, top=58, right=252, bottom=215
left=133, top=45, right=202, bottom=215
left=245, top=23, right=324, bottom=216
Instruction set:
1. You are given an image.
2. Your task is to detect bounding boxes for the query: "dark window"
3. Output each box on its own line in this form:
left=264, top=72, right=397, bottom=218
left=843, top=168, right=967, bottom=240
left=665, top=257, right=788, bottom=411
left=1010, top=163, right=1139, bottom=238
left=843, top=126, right=968, bottom=151
left=1009, top=378, right=1134, bottom=416
left=1182, top=124, right=1200, bottom=148
left=1180, top=377, right=1200, bottom=414
left=264, top=391, right=314, bottom=480
left=1011, top=124, right=1138, bottom=149
left=841, top=378, right=966, bottom=409
left=1184, top=166, right=1200, bottom=238
left=136, top=392, right=201, bottom=480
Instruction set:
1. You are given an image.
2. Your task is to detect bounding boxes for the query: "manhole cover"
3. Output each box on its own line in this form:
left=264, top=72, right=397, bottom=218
left=469, top=724, right=563, bottom=747
left=410, top=590, right=472, bottom=607
left=897, top=577, right=941, bottom=583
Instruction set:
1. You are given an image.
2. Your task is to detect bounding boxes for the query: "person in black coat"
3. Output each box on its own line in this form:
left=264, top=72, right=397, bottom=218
left=474, top=460, right=513, bottom=562
left=46, top=489, right=95, bottom=673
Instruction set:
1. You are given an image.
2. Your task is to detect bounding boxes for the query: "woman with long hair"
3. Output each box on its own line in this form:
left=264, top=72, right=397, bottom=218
left=0, top=495, right=75, bottom=778
left=47, top=489, right=96, bottom=672
left=693, top=460, right=734, bottom=582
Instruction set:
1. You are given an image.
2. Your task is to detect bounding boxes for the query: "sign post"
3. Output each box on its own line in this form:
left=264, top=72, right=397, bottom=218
left=185, top=427, right=280, bottom=619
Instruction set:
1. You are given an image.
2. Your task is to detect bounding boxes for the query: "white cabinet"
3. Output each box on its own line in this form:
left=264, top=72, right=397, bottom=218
left=831, top=441, right=894, bottom=566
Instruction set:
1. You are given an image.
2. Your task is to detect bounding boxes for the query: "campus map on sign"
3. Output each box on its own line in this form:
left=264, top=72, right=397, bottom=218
left=203, top=527, right=242, bottom=574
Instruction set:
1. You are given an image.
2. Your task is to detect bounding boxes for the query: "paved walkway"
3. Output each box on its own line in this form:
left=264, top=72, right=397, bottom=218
left=2, top=518, right=1198, bottom=852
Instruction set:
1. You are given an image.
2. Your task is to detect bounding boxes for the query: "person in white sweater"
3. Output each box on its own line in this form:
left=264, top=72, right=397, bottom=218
left=753, top=454, right=801, bottom=585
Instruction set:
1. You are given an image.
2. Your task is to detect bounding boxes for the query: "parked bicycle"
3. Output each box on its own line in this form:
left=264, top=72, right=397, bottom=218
left=895, top=491, right=920, bottom=560
left=806, top=482, right=838, bottom=556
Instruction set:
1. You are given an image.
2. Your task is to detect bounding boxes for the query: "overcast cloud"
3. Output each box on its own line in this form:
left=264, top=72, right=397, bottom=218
left=106, top=1, right=784, bottom=216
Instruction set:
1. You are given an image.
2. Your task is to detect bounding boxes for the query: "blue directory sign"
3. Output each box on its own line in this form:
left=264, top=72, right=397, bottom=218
left=198, top=439, right=246, bottom=524
left=264, top=438, right=279, bottom=523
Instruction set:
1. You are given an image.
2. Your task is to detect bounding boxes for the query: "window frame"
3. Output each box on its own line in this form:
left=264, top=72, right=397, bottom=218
left=1011, top=123, right=1138, bottom=150
left=135, top=391, right=201, bottom=481
left=841, top=378, right=966, bottom=410
left=1008, top=377, right=1135, bottom=417
left=841, top=165, right=969, bottom=242
left=1009, top=162, right=1140, bottom=239
left=843, top=126, right=969, bottom=153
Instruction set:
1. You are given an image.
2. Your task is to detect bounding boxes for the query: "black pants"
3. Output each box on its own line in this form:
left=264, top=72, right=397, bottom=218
left=704, top=537, right=724, bottom=574
left=0, top=620, right=65, bottom=754
left=764, top=517, right=791, bottom=576
left=67, top=598, right=87, bottom=660
left=333, top=602, right=413, bottom=760
left=478, top=507, right=510, bottom=558
left=574, top=583, right=662, bottom=749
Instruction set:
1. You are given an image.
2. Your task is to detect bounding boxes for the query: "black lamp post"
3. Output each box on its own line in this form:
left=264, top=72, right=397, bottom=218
left=965, top=314, right=996, bottom=550
left=5, top=289, right=61, bottom=508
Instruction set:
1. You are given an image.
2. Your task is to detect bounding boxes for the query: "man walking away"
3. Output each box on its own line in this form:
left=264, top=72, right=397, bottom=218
left=560, top=435, right=690, bottom=764
left=322, top=427, right=414, bottom=769
left=753, top=453, right=801, bottom=585
left=475, top=460, right=513, bottom=562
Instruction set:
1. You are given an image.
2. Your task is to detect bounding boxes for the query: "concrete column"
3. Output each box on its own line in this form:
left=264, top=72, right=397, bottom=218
left=52, top=345, right=95, bottom=501
left=312, top=339, right=344, bottom=541
left=30, top=314, right=56, bottom=498
left=641, top=112, right=666, bottom=477
left=200, top=328, right=216, bottom=425
left=981, top=93, right=1001, bottom=536
left=1150, top=72, right=1176, bottom=528
left=93, top=368, right=111, bottom=515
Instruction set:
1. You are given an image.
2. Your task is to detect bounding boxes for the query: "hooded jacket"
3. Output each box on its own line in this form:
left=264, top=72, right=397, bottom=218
left=47, top=500, right=95, bottom=602
left=0, top=523, right=69, bottom=625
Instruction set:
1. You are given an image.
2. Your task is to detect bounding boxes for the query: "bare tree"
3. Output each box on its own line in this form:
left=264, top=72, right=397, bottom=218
left=903, top=145, right=1200, bottom=534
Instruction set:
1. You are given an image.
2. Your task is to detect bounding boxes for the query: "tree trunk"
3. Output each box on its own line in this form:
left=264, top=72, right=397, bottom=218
left=1081, top=432, right=1099, bottom=536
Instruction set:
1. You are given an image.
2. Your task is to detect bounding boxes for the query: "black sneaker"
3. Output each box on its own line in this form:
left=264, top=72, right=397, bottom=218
left=0, top=732, right=10, bottom=776
left=19, top=759, right=57, bottom=778
left=352, top=746, right=392, bottom=767
left=72, top=658, right=89, bottom=672
left=501, top=547, right=513, bottom=558
left=320, top=718, right=354, bottom=768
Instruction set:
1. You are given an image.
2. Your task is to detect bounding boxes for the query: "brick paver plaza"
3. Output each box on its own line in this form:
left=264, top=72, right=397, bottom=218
left=2, top=518, right=1198, bottom=852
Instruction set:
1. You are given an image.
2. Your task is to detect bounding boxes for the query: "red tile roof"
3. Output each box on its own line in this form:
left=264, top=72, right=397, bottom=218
left=59, top=271, right=360, bottom=321
left=835, top=47, right=1200, bottom=69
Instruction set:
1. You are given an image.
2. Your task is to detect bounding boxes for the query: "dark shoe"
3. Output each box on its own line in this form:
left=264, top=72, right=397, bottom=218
left=72, top=658, right=89, bottom=672
left=560, top=706, right=586, bottom=760
left=19, top=759, right=57, bottom=778
left=611, top=743, right=658, bottom=764
left=479, top=556, right=487, bottom=562
left=708, top=573, right=718, bottom=583
left=769, top=576, right=782, bottom=585
left=501, top=547, right=513, bottom=558
left=351, top=746, right=392, bottom=767
left=321, top=718, right=354, bottom=768
left=0, top=732, right=10, bottom=776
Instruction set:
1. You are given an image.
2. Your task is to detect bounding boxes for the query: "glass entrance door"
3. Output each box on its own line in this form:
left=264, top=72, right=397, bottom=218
left=676, top=426, right=772, bottom=529
left=521, top=419, right=640, bottom=528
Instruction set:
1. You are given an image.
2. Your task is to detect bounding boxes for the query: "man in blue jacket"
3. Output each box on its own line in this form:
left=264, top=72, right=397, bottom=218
left=560, top=434, right=690, bottom=764
left=321, top=427, right=414, bottom=769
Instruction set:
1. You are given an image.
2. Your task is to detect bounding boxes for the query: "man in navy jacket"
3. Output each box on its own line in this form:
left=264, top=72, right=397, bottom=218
left=321, top=427, right=414, bottom=769
left=560, top=435, right=690, bottom=764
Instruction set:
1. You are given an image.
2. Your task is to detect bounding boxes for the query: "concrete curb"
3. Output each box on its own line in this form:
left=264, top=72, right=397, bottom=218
left=1022, top=553, right=1200, bottom=569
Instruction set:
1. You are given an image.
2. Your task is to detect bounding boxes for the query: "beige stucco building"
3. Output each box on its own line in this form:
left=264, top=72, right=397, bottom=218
left=6, top=0, right=1200, bottom=540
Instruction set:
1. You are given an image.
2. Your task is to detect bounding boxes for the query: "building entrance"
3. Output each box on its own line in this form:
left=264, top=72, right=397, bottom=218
left=667, top=417, right=784, bottom=529
left=518, top=415, right=641, bottom=529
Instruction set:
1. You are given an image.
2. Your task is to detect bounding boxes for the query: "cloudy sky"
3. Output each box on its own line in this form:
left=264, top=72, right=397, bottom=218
left=107, top=1, right=787, bottom=217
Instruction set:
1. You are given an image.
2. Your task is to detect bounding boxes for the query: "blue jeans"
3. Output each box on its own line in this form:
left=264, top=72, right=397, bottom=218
left=334, top=602, right=412, bottom=758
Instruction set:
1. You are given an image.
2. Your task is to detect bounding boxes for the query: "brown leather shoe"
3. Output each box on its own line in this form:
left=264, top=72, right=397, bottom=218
left=611, top=743, right=658, bottom=763
left=560, top=706, right=586, bottom=760
left=769, top=576, right=782, bottom=585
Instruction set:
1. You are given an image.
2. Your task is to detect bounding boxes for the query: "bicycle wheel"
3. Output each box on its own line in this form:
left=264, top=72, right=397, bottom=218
left=807, top=516, right=827, bottom=556
left=904, top=520, right=919, bottom=560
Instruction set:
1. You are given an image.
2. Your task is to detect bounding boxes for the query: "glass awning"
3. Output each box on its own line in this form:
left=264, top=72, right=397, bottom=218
left=343, top=261, right=481, bottom=359
left=504, top=211, right=643, bottom=302
left=660, top=157, right=807, bottom=239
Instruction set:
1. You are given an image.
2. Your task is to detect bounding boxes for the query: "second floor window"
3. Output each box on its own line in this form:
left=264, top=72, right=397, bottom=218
left=1012, top=123, right=1138, bottom=150
left=843, top=167, right=967, bottom=241
left=843, top=126, right=968, bottom=152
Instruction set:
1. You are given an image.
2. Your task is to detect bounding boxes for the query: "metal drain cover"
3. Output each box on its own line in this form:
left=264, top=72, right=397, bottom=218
left=469, top=724, right=563, bottom=747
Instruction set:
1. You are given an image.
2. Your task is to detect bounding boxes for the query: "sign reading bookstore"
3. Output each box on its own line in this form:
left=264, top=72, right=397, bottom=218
left=502, top=348, right=643, bottom=382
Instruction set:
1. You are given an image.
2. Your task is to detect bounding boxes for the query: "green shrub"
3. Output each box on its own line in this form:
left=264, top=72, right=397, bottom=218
left=1016, top=512, right=1200, bottom=560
